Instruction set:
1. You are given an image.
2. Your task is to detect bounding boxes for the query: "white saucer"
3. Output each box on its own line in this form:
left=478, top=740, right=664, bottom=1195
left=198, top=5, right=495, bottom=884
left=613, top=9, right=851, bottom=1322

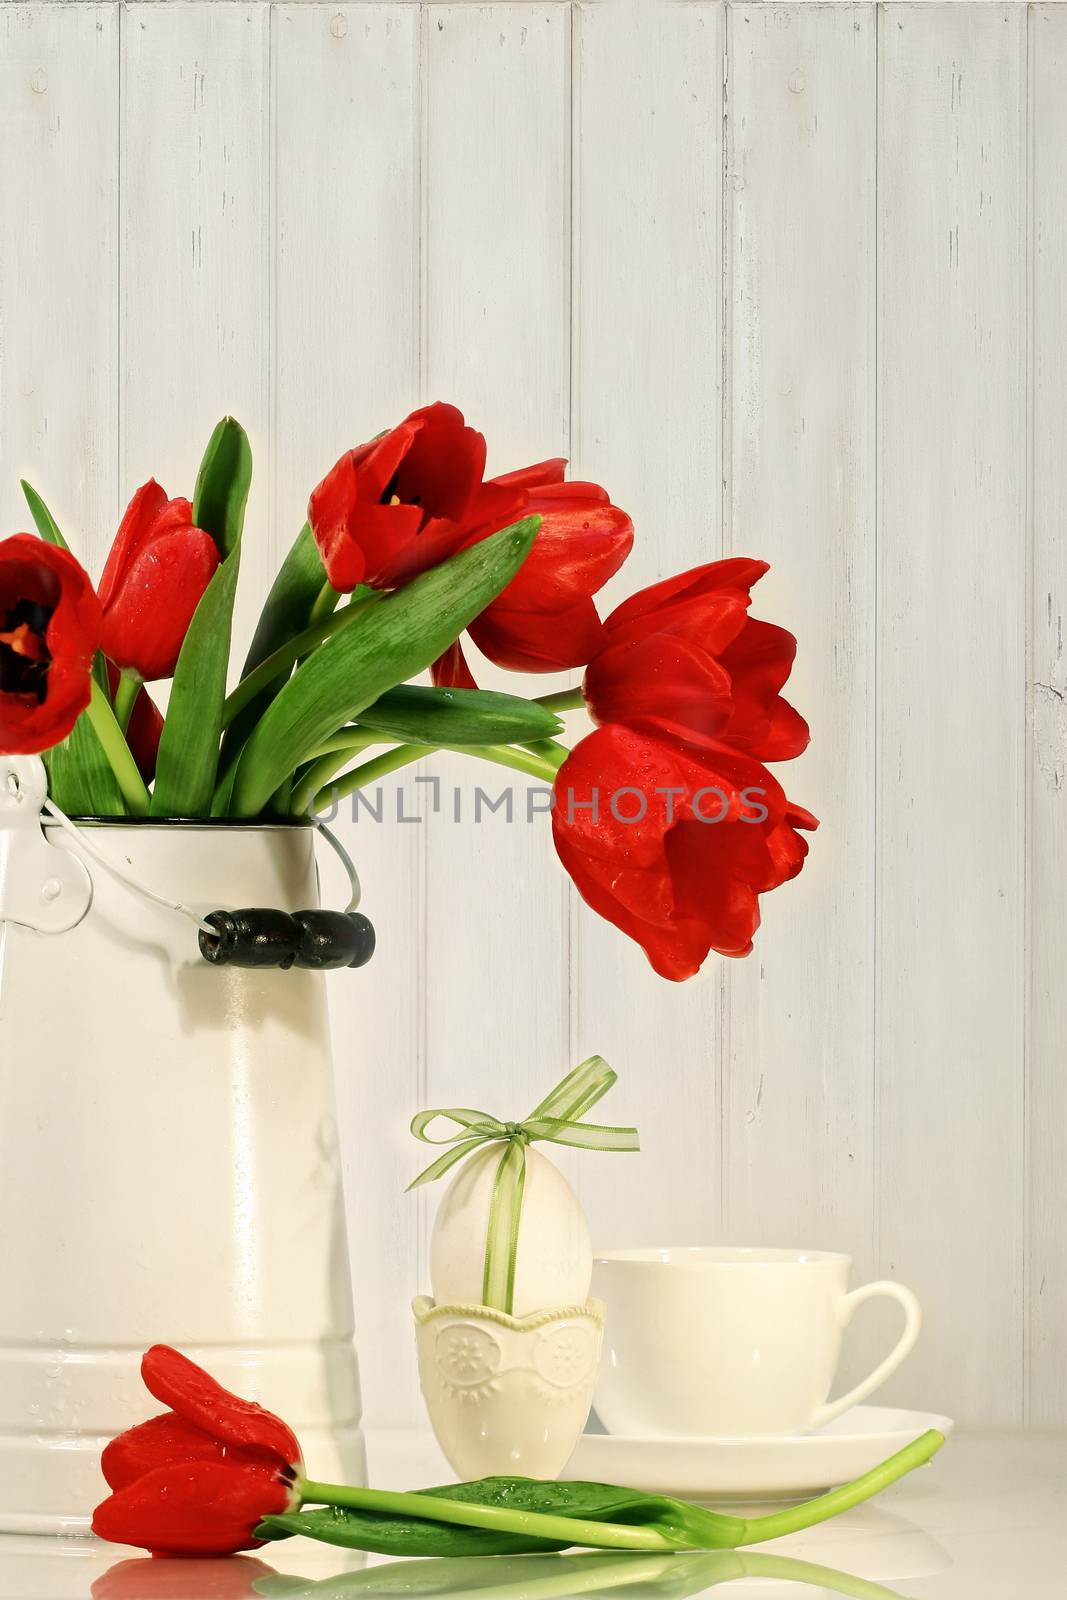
left=564, top=1405, right=954, bottom=1501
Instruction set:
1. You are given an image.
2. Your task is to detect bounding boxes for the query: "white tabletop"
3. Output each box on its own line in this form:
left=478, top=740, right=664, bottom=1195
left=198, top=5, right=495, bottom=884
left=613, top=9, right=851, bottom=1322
left=0, top=1428, right=1060, bottom=1599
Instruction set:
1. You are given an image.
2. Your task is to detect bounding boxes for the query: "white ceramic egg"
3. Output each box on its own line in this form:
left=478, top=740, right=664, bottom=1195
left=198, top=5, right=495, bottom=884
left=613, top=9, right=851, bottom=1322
left=429, top=1143, right=593, bottom=1316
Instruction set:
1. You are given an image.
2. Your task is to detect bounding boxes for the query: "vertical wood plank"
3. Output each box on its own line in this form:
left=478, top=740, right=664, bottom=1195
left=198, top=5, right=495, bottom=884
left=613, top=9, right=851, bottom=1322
left=1029, top=1, right=1067, bottom=1428
left=571, top=0, right=725, bottom=1248
left=723, top=4, right=877, bottom=1331
left=878, top=3, right=1026, bottom=1421
left=0, top=2, right=118, bottom=567
left=274, top=0, right=423, bottom=1428
left=421, top=7, right=572, bottom=1158
left=121, top=2, right=270, bottom=665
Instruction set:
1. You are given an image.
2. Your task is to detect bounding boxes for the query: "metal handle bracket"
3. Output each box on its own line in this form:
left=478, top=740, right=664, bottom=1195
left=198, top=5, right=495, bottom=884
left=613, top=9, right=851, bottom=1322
left=0, top=756, right=92, bottom=934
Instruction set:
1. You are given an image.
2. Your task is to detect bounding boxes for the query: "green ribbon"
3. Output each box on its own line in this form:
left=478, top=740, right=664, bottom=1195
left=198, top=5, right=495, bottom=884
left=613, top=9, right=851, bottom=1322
left=408, top=1055, right=640, bottom=1315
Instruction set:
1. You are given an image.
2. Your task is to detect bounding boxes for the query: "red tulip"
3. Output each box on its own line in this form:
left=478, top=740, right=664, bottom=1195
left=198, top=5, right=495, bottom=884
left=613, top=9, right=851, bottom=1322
left=433, top=459, right=634, bottom=685
left=552, top=724, right=817, bottom=980
left=92, top=1346, right=302, bottom=1556
left=99, top=481, right=220, bottom=681
left=583, top=558, right=809, bottom=762
left=0, top=535, right=102, bottom=755
left=308, top=403, right=523, bottom=592
left=105, top=663, right=163, bottom=784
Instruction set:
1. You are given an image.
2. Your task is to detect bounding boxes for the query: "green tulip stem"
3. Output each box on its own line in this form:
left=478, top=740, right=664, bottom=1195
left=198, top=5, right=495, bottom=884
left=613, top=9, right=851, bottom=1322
left=85, top=682, right=150, bottom=816
left=310, top=740, right=565, bottom=815
left=290, top=735, right=383, bottom=818
left=523, top=738, right=570, bottom=772
left=220, top=592, right=384, bottom=731
left=534, top=687, right=585, bottom=713
left=312, top=744, right=428, bottom=811
left=294, top=1483, right=678, bottom=1555
left=305, top=730, right=365, bottom=760
left=111, top=669, right=142, bottom=736
left=732, top=1429, right=945, bottom=1546
left=288, top=1432, right=943, bottom=1560
left=442, top=742, right=566, bottom=783
left=309, top=581, right=341, bottom=625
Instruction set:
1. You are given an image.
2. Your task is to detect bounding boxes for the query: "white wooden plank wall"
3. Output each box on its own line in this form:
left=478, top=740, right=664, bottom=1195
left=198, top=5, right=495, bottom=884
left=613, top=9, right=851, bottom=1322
left=723, top=1, right=877, bottom=1304
left=878, top=3, right=1027, bottom=1424
left=273, top=2, right=425, bottom=1425
left=1028, top=0, right=1067, bottom=1427
left=1, top=0, right=1064, bottom=1429
left=571, top=0, right=726, bottom=1258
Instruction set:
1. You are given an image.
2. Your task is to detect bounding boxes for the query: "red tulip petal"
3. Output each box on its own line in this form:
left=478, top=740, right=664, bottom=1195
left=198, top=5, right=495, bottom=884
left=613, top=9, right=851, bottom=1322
left=140, top=497, right=195, bottom=544
left=382, top=512, right=473, bottom=586
left=97, top=481, right=171, bottom=610
left=465, top=491, right=632, bottom=672
left=308, top=428, right=419, bottom=591
left=552, top=726, right=811, bottom=979
left=602, top=557, right=769, bottom=634
left=553, top=725, right=770, bottom=862
left=554, top=827, right=712, bottom=981
left=459, top=479, right=532, bottom=545
left=786, top=802, right=819, bottom=831
left=404, top=401, right=468, bottom=431
left=100, top=527, right=220, bottom=681
left=140, top=1347, right=301, bottom=1473
left=521, top=490, right=634, bottom=592
left=0, top=535, right=102, bottom=755
left=718, top=617, right=810, bottom=761
left=489, top=458, right=568, bottom=492
left=584, top=634, right=735, bottom=742
left=102, top=1412, right=231, bottom=1491
left=391, top=420, right=487, bottom=524
left=432, top=639, right=478, bottom=689
left=92, top=1460, right=293, bottom=1557
left=599, top=581, right=753, bottom=667
left=471, top=596, right=605, bottom=673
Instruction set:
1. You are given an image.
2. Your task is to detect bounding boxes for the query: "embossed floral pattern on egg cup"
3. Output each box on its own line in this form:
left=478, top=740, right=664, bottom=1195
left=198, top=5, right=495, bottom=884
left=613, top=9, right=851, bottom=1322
left=413, top=1296, right=605, bottom=1480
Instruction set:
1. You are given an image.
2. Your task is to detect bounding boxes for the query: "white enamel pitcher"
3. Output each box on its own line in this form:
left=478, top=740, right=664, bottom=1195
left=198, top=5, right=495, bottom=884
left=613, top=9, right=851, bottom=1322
left=0, top=756, right=365, bottom=1532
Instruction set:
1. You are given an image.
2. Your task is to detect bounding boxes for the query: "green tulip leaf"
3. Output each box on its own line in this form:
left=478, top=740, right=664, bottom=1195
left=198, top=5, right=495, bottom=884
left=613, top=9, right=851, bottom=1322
left=354, top=684, right=562, bottom=747
left=217, top=523, right=330, bottom=776
left=43, top=715, right=126, bottom=816
left=241, top=522, right=327, bottom=679
left=193, top=415, right=254, bottom=560
left=255, top=1477, right=731, bottom=1559
left=151, top=548, right=242, bottom=816
left=256, top=1432, right=945, bottom=1561
left=255, top=1506, right=569, bottom=1559
left=21, top=482, right=124, bottom=813
left=151, top=418, right=252, bottom=816
left=21, top=479, right=70, bottom=553
left=229, top=517, right=539, bottom=817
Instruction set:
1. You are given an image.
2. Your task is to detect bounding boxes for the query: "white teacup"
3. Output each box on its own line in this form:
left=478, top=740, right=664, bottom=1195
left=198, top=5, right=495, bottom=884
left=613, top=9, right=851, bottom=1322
left=592, top=1247, right=922, bottom=1438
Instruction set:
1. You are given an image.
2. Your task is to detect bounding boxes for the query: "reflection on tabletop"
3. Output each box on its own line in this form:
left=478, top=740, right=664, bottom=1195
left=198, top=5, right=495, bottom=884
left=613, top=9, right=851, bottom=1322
left=82, top=1533, right=953, bottom=1600
left=86, top=1550, right=911, bottom=1600
left=0, top=1500, right=952, bottom=1600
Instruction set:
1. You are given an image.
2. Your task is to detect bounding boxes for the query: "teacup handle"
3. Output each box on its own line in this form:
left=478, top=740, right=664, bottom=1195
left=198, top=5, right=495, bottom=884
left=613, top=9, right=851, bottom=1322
left=809, top=1281, right=922, bottom=1430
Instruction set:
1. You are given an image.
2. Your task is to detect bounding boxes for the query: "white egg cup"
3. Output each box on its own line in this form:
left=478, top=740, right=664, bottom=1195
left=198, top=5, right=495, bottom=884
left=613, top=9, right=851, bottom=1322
left=413, top=1295, right=605, bottom=1481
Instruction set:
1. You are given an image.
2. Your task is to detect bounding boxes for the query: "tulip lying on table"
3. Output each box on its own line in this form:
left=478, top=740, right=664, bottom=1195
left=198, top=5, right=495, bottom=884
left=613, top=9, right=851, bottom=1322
left=93, top=1347, right=944, bottom=1559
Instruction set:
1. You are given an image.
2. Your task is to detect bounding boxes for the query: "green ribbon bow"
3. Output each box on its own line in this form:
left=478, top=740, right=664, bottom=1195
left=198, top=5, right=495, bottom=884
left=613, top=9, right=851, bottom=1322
left=408, top=1055, right=640, bottom=1315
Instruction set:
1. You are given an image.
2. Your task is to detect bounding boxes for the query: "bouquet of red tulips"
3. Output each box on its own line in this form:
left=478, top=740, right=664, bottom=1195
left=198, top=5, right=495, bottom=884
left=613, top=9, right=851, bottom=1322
left=0, top=406, right=816, bottom=979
